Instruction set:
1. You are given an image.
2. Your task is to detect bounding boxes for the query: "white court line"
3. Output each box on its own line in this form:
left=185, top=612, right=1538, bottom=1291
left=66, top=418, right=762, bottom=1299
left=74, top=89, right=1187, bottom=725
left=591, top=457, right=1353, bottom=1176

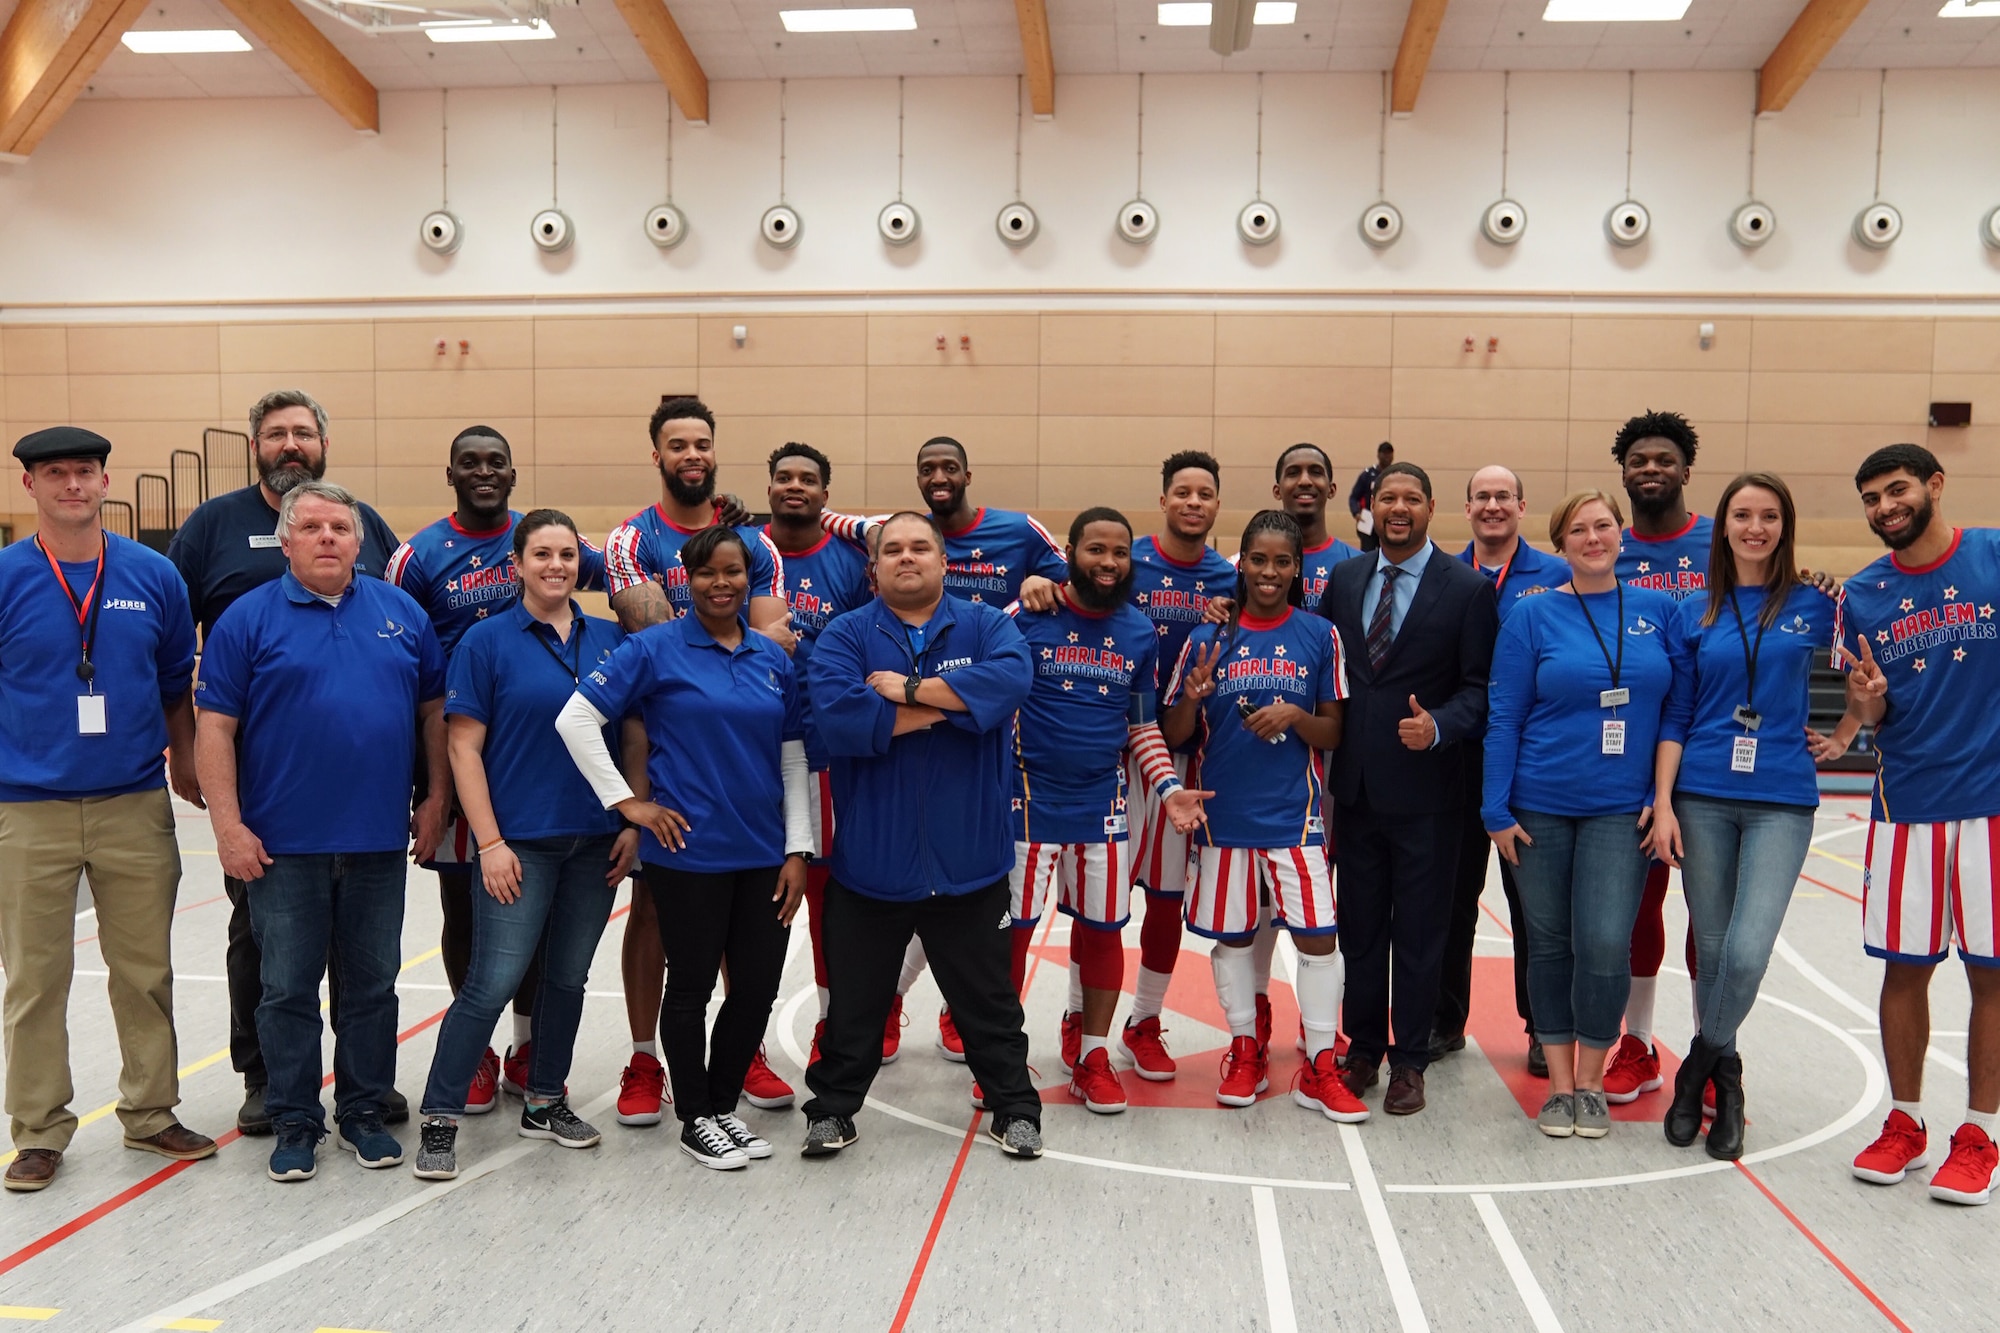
left=1336, top=1123, right=1428, bottom=1332
left=1472, top=1195, right=1565, bottom=1333
left=1250, top=1186, right=1299, bottom=1333
left=1810, top=823, right=1866, bottom=845
left=111, top=1086, right=619, bottom=1333
left=1773, top=936, right=1969, bottom=1078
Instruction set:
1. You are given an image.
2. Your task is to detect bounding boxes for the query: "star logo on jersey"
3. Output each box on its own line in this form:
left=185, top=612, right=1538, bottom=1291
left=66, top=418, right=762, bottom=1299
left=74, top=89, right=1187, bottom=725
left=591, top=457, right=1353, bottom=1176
left=1877, top=630, right=1891, bottom=644
left=1098, top=684, right=1109, bottom=695
left=447, top=578, right=459, bottom=592
left=1945, top=585, right=1958, bottom=600
left=1914, top=658, right=1928, bottom=672
left=1274, top=645, right=1288, bottom=657
left=799, top=578, right=812, bottom=591
left=1136, top=593, right=1150, bottom=605
left=1156, top=625, right=1167, bottom=636
left=1067, top=632, right=1079, bottom=644
left=1955, top=647, right=1968, bottom=662
left=971, top=594, right=983, bottom=603
left=1040, top=648, right=1053, bottom=660
left=1901, top=598, right=1915, bottom=612
left=1985, top=605, right=1996, bottom=620
left=1161, top=577, right=1174, bottom=588
left=970, top=548, right=983, bottom=560
left=1011, top=798, right=1023, bottom=812
left=1061, top=680, right=1074, bottom=691
left=1103, top=636, right=1116, bottom=648
left=996, top=564, right=1009, bottom=576
left=1678, top=556, right=1691, bottom=569
left=469, top=555, right=483, bottom=569
left=1238, top=646, right=1251, bottom=658
left=1195, top=581, right=1206, bottom=593
left=1637, top=561, right=1651, bottom=574
left=475, top=608, right=488, bottom=618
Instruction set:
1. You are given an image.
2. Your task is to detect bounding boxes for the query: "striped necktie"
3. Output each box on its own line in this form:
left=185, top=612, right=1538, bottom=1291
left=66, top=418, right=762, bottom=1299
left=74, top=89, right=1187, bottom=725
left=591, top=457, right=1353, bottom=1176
left=1366, top=565, right=1398, bottom=670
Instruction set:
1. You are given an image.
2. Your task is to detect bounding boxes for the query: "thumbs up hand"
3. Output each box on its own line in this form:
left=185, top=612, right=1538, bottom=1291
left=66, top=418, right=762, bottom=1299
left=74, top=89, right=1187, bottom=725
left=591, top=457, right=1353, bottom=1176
left=1398, top=693, right=1437, bottom=751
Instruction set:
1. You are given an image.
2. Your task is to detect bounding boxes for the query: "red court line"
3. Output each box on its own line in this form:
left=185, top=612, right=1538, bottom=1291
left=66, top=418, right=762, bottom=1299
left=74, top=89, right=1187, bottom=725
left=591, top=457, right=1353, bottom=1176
left=0, top=1002, right=451, bottom=1279
left=1802, top=873, right=1864, bottom=905
left=1732, top=1161, right=1914, bottom=1333
left=1479, top=900, right=1514, bottom=939
left=72, top=892, right=227, bottom=949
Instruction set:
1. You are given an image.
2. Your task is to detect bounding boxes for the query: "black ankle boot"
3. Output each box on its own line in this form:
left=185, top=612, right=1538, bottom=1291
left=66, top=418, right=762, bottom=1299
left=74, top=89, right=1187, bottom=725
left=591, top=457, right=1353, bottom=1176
left=1664, top=1034, right=1720, bottom=1147
left=1706, top=1054, right=1746, bottom=1160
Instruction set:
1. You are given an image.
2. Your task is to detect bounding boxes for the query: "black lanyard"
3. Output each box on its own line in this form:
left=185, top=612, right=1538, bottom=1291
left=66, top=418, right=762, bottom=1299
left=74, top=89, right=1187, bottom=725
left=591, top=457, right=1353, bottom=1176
left=38, top=536, right=107, bottom=687
left=1571, top=584, right=1625, bottom=695
left=1726, top=590, right=1769, bottom=722
left=528, top=615, right=586, bottom=682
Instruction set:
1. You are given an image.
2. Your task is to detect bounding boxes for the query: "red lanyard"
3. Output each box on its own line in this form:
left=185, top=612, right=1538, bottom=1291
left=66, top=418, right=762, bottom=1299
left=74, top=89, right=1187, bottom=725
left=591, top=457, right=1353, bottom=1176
left=37, top=536, right=106, bottom=685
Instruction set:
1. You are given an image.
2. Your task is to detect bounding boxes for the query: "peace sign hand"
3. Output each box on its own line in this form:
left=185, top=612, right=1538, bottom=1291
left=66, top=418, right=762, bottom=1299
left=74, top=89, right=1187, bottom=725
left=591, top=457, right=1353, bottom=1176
left=1180, top=640, right=1223, bottom=702
left=1838, top=632, right=1888, bottom=704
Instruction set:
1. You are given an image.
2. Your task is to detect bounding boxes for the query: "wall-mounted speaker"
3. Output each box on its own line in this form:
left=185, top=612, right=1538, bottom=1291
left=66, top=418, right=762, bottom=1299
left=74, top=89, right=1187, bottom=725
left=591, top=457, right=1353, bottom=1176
left=760, top=204, right=802, bottom=250
left=1983, top=206, right=2000, bottom=252
left=1480, top=198, right=1526, bottom=246
left=420, top=210, right=463, bottom=256
left=1116, top=199, right=1158, bottom=245
left=1359, top=202, right=1403, bottom=249
left=643, top=203, right=686, bottom=249
left=1853, top=202, right=1902, bottom=250
left=1605, top=200, right=1651, bottom=248
left=878, top=201, right=920, bottom=246
left=1237, top=199, right=1280, bottom=246
left=529, top=208, right=573, bottom=254
left=1729, top=201, right=1776, bottom=249
left=995, top=202, right=1039, bottom=248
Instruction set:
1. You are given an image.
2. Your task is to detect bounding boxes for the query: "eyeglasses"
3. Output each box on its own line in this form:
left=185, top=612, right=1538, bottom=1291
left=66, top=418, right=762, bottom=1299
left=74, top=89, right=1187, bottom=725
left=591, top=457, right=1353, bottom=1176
left=1470, top=491, right=1520, bottom=505
left=258, top=428, right=322, bottom=446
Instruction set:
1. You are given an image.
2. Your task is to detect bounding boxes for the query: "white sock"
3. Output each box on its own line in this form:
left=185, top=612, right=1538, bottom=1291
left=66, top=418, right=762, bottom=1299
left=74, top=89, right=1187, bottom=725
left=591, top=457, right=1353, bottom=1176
left=1250, top=921, right=1277, bottom=996
left=1081, top=1034, right=1109, bottom=1059
left=1965, top=1108, right=1996, bottom=1136
left=1211, top=942, right=1258, bottom=1039
left=1131, top=965, right=1172, bottom=1021
left=513, top=1011, right=533, bottom=1048
left=1625, top=975, right=1658, bottom=1047
left=633, top=1039, right=659, bottom=1060
left=816, top=986, right=831, bottom=1021
left=1294, top=950, right=1344, bottom=1060
left=1068, top=959, right=1084, bottom=1014
left=1892, top=1099, right=1924, bottom=1127
left=896, top=938, right=928, bottom=995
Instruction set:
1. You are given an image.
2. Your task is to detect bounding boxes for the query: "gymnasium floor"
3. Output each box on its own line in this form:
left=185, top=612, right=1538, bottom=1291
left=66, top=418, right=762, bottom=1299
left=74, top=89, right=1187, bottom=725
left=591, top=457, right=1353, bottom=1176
left=0, top=792, right=1980, bottom=1333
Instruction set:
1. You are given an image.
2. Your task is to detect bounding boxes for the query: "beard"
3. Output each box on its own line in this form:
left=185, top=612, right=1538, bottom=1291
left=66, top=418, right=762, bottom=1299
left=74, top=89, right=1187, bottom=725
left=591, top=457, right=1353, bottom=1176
left=1628, top=484, right=1680, bottom=521
left=925, top=483, right=965, bottom=517
left=1070, top=568, right=1134, bottom=613
left=1871, top=493, right=1936, bottom=551
left=258, top=448, right=325, bottom=496
left=662, top=462, right=716, bottom=509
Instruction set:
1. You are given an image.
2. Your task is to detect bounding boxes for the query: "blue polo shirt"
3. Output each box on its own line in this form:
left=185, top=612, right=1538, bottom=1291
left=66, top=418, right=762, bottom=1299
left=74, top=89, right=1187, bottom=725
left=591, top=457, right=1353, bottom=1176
left=0, top=534, right=196, bottom=803
left=578, top=614, right=803, bottom=874
left=197, top=571, right=446, bottom=855
left=168, top=484, right=399, bottom=641
left=447, top=602, right=625, bottom=842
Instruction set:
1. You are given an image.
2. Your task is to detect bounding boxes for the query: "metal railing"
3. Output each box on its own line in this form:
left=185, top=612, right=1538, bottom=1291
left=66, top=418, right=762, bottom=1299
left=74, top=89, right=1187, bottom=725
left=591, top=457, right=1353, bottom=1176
left=136, top=473, right=173, bottom=553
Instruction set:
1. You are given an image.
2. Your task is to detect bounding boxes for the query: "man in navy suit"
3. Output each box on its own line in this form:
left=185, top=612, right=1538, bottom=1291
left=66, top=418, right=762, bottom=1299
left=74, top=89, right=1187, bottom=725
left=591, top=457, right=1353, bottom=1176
left=1318, top=463, right=1498, bottom=1115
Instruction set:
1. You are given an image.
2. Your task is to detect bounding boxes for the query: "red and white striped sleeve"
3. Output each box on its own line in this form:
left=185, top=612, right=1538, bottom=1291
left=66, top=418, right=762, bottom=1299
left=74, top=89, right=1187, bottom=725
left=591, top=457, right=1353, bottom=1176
left=604, top=522, right=649, bottom=597
left=384, top=541, right=419, bottom=589
left=1126, top=721, right=1183, bottom=799
left=1324, top=622, right=1351, bottom=701
left=753, top=529, right=787, bottom=600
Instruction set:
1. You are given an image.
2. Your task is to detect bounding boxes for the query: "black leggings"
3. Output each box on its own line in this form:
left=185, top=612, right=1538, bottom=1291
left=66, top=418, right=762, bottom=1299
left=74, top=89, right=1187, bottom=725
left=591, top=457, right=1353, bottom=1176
left=649, top=863, right=788, bottom=1123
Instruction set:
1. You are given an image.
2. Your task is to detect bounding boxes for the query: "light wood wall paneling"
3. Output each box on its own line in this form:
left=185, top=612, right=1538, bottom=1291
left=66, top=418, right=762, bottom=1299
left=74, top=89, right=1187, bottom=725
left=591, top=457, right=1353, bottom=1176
left=717, top=415, right=868, bottom=476
left=1934, top=322, right=2000, bottom=375
left=218, top=321, right=374, bottom=374
left=866, top=415, right=1039, bottom=468
left=2, top=328, right=67, bottom=375
left=700, top=366, right=867, bottom=418
left=1039, top=314, right=1214, bottom=367
left=1569, top=317, right=1753, bottom=372
left=1040, top=366, right=1213, bottom=418
left=68, top=324, right=219, bottom=375
left=1214, top=314, right=1392, bottom=368
left=1748, top=372, right=1934, bottom=426
left=1565, top=369, right=1751, bottom=425
left=1391, top=315, right=1573, bottom=369
left=867, top=314, right=1041, bottom=366
left=376, top=368, right=535, bottom=420
left=1210, top=418, right=1392, bottom=471
left=697, top=315, right=867, bottom=367
left=1213, top=367, right=1392, bottom=420
left=1391, top=418, right=1572, bottom=478
left=536, top=367, right=702, bottom=419
left=4, top=375, right=67, bottom=422
left=866, top=366, right=1038, bottom=417
left=533, top=316, right=699, bottom=369
left=374, top=416, right=531, bottom=469
left=374, top=319, right=535, bottom=370
left=1038, top=416, right=1215, bottom=468
left=1392, top=368, right=1572, bottom=421
left=220, top=371, right=374, bottom=425
left=1038, top=466, right=1168, bottom=511
left=67, top=373, right=220, bottom=423
left=1749, top=318, right=1934, bottom=373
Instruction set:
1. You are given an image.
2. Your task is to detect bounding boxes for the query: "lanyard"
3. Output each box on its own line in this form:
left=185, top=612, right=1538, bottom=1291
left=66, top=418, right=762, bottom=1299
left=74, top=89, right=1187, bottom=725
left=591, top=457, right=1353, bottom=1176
left=1571, top=584, right=1625, bottom=696
left=1725, top=590, right=1769, bottom=721
left=1490, top=546, right=1517, bottom=597
left=528, top=616, right=586, bottom=682
left=37, top=536, right=107, bottom=687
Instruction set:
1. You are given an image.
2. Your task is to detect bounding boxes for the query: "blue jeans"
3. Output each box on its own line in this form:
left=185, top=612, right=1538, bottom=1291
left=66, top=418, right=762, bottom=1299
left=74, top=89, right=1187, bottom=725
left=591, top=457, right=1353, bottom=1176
left=421, top=835, right=618, bottom=1115
left=1674, top=793, right=1813, bottom=1055
left=1510, top=809, right=1651, bottom=1050
left=246, top=852, right=407, bottom=1132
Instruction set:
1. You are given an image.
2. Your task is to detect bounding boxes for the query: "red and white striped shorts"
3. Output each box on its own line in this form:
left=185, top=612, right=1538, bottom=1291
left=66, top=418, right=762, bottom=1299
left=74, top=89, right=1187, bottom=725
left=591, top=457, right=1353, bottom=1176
left=809, top=769, right=836, bottom=865
left=1010, top=840, right=1130, bottom=930
left=1128, top=751, right=1194, bottom=897
left=1185, top=845, right=1337, bottom=941
left=420, top=815, right=475, bottom=871
left=1864, top=817, right=2000, bottom=965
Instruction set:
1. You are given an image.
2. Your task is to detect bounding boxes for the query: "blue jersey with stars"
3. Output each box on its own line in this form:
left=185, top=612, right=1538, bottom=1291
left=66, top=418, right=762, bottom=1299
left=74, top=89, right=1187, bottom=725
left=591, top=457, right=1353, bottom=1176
left=1165, top=608, right=1349, bottom=849
left=386, top=511, right=607, bottom=657
left=938, top=507, right=1068, bottom=606
left=1131, top=535, right=1237, bottom=668
left=1232, top=534, right=1362, bottom=618
left=604, top=504, right=785, bottom=617
left=1617, top=514, right=1713, bottom=602
left=763, top=525, right=872, bottom=772
left=1840, top=528, right=2000, bottom=823
left=1007, top=594, right=1160, bottom=844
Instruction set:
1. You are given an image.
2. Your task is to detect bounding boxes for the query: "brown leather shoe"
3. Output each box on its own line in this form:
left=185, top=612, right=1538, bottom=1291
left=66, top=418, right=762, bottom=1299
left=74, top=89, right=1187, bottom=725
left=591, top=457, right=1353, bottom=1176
left=3, top=1148, right=62, bottom=1192
left=124, top=1124, right=218, bottom=1161
left=1384, top=1066, right=1426, bottom=1116
left=1341, top=1059, right=1380, bottom=1099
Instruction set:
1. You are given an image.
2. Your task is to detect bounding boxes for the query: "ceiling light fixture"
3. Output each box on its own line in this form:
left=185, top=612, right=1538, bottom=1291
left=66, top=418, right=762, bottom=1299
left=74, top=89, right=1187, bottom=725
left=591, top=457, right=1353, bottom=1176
left=423, top=19, right=555, bottom=41
left=1157, top=3, right=1209, bottom=25
left=1254, top=2, right=1296, bottom=21
left=779, top=8, right=916, bottom=31
left=1542, top=0, right=1691, bottom=20
left=1938, top=0, right=2000, bottom=15
left=120, top=29, right=252, bottom=53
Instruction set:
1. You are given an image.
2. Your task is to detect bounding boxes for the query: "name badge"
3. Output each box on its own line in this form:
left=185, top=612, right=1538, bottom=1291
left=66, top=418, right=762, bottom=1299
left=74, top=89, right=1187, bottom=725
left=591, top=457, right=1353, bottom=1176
left=1601, top=719, right=1626, bottom=755
left=77, top=695, right=107, bottom=736
left=1600, top=688, right=1630, bottom=709
left=1731, top=705, right=1762, bottom=732
left=1731, top=736, right=1758, bottom=773
left=247, top=534, right=282, bottom=549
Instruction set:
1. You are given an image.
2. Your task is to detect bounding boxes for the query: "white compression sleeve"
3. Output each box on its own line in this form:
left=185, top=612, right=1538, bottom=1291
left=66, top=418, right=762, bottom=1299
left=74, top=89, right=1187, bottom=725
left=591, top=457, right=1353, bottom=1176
left=781, top=739, right=815, bottom=858
left=555, top=692, right=636, bottom=810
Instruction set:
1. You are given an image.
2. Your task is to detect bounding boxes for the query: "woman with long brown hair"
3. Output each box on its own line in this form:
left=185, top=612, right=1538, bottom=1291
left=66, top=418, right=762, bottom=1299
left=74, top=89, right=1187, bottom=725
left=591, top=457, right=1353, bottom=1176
left=1643, top=472, right=1844, bottom=1160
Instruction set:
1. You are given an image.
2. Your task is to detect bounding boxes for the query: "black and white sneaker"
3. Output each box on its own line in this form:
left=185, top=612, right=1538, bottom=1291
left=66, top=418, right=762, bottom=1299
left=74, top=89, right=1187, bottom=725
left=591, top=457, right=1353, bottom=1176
left=680, top=1116, right=749, bottom=1170
left=987, top=1114, right=1043, bottom=1160
left=715, top=1112, right=773, bottom=1160
left=800, top=1114, right=858, bottom=1158
left=412, top=1117, right=458, bottom=1180
left=519, top=1097, right=602, bottom=1150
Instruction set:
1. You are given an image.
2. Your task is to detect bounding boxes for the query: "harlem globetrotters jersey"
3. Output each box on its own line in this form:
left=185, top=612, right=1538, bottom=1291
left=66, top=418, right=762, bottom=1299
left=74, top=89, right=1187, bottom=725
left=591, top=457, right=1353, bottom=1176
left=1617, top=513, right=1713, bottom=602
left=1007, top=593, right=1161, bottom=845
left=386, top=511, right=608, bottom=656
left=762, top=525, right=871, bottom=771
left=1840, top=527, right=2000, bottom=824
left=937, top=507, right=1068, bottom=606
left=604, top=504, right=785, bottom=618
left=1165, top=608, right=1349, bottom=849
left=1131, top=536, right=1238, bottom=669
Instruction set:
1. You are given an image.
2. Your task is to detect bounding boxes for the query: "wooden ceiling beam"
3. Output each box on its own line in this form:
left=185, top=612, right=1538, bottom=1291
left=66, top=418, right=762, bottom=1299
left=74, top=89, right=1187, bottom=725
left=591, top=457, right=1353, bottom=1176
left=0, top=0, right=149, bottom=157
left=1390, top=0, right=1449, bottom=116
left=1757, top=0, right=1873, bottom=114
left=211, top=0, right=377, bottom=132
left=611, top=0, right=708, bottom=125
left=1015, top=0, right=1054, bottom=117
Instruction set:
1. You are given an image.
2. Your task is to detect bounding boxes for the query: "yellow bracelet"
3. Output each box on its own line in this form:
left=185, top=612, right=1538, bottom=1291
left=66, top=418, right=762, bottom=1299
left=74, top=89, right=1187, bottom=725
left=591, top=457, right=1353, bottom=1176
left=476, top=836, right=507, bottom=854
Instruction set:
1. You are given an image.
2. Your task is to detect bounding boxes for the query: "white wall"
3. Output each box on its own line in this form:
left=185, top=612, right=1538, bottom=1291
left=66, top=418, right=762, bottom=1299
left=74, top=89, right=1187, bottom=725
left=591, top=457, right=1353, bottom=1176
left=2, top=67, right=1999, bottom=308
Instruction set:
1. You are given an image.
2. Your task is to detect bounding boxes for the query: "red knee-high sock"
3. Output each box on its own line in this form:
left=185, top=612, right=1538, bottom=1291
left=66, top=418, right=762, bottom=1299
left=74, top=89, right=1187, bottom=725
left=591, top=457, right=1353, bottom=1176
left=1629, top=861, right=1671, bottom=978
left=1139, top=892, right=1182, bottom=974
left=1073, top=925, right=1124, bottom=993
left=1684, top=923, right=1698, bottom=982
left=1010, top=923, right=1035, bottom=996
left=805, top=865, right=830, bottom=990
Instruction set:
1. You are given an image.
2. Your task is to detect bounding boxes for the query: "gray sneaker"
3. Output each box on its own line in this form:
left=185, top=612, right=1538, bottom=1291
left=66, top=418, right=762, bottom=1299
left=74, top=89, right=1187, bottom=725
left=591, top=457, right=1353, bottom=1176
left=519, top=1097, right=602, bottom=1149
left=1574, top=1089, right=1611, bottom=1138
left=1537, top=1093, right=1576, bottom=1138
left=987, top=1114, right=1043, bottom=1160
left=801, top=1114, right=858, bottom=1158
left=412, top=1117, right=458, bottom=1180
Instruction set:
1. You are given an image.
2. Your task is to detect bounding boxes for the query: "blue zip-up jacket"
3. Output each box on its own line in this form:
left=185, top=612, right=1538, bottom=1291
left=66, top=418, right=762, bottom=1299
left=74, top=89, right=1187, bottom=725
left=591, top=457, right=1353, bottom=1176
left=808, top=592, right=1034, bottom=901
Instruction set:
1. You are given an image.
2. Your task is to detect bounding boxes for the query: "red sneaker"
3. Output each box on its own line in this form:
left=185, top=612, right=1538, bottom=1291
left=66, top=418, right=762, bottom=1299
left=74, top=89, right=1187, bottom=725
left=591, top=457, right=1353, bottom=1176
left=464, top=1047, right=500, bottom=1115
left=501, top=1043, right=531, bottom=1097
left=1296, top=1019, right=1307, bottom=1055
left=1293, top=1049, right=1369, bottom=1124
left=883, top=994, right=905, bottom=1065
left=1254, top=993, right=1273, bottom=1054
left=1067, top=1048, right=1128, bottom=1115
left=970, top=1079, right=986, bottom=1110
left=1852, top=1109, right=1929, bottom=1185
left=1703, top=1079, right=1716, bottom=1119
left=617, top=1052, right=666, bottom=1127
left=742, top=1045, right=794, bottom=1109
left=1060, top=1011, right=1082, bottom=1072
left=1602, top=1034, right=1662, bottom=1104
left=1928, top=1124, right=1996, bottom=1205
left=1120, top=1015, right=1177, bottom=1082
left=809, top=1021, right=825, bottom=1068
left=1335, top=1031, right=1352, bottom=1065
left=937, top=1006, right=966, bottom=1063
left=1216, top=1034, right=1269, bottom=1108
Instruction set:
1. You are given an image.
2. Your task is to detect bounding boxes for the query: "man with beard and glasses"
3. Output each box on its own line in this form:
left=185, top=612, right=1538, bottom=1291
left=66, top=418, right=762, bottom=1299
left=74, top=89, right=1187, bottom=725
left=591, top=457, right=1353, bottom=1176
left=1003, top=509, right=1208, bottom=1114
left=603, top=396, right=797, bottom=1125
left=1839, top=443, right=2000, bottom=1207
left=385, top=426, right=609, bottom=1112
left=168, top=389, right=403, bottom=1137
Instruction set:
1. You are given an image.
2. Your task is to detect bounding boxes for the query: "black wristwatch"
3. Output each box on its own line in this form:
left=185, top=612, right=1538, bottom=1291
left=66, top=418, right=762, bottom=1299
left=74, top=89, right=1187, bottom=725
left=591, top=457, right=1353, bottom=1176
left=905, top=673, right=921, bottom=705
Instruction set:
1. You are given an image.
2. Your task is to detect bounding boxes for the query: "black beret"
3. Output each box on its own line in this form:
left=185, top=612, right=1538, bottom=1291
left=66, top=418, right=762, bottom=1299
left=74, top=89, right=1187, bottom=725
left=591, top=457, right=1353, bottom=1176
left=14, top=426, right=111, bottom=466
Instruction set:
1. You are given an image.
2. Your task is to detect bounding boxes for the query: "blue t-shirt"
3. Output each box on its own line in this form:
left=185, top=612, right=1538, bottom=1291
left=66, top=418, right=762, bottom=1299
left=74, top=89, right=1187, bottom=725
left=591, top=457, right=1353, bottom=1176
left=1131, top=535, right=1237, bottom=669
left=603, top=504, right=785, bottom=617
left=197, top=572, right=446, bottom=854
left=1483, top=584, right=1679, bottom=829
left=167, top=484, right=398, bottom=641
left=1664, top=584, right=1838, bottom=810
left=763, top=525, right=871, bottom=773
left=579, top=614, right=803, bottom=873
left=446, top=603, right=624, bottom=841
left=937, top=507, right=1069, bottom=606
left=1007, top=593, right=1160, bottom=845
left=0, top=534, right=196, bottom=803
left=387, top=511, right=607, bottom=656
left=1840, top=528, right=2000, bottom=824
left=1164, top=608, right=1349, bottom=849
left=1457, top=537, right=1572, bottom=623
left=1617, top=514, right=1713, bottom=602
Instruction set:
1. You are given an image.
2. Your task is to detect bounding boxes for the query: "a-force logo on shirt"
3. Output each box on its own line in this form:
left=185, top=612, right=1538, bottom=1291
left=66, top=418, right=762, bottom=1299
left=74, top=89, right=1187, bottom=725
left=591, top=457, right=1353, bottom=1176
left=1626, top=616, right=1659, bottom=636
left=101, top=597, right=148, bottom=612
left=377, top=618, right=407, bottom=639
left=936, top=656, right=972, bottom=672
